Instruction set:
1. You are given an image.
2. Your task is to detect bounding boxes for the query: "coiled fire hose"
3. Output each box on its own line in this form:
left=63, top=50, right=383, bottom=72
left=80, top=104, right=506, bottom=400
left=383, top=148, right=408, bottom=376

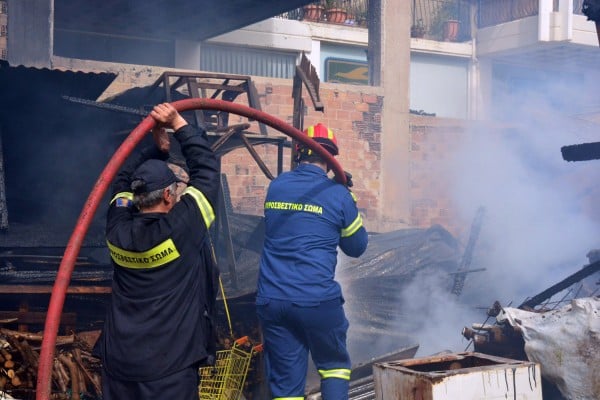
left=35, top=99, right=346, bottom=399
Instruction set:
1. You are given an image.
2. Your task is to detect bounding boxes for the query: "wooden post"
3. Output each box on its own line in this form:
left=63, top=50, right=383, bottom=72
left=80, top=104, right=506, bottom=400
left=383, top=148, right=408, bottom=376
left=18, top=301, right=28, bottom=333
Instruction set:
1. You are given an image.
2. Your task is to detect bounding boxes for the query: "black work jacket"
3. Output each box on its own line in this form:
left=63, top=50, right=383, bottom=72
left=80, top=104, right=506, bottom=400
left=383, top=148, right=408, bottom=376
left=98, top=124, right=220, bottom=381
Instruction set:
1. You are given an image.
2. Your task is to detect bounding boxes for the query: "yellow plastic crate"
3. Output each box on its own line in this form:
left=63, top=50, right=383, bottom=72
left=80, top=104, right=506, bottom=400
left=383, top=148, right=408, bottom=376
left=199, top=336, right=262, bottom=400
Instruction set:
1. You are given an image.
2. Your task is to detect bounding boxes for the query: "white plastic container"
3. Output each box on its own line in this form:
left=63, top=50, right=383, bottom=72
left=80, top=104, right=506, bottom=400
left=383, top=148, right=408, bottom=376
left=373, top=352, right=542, bottom=400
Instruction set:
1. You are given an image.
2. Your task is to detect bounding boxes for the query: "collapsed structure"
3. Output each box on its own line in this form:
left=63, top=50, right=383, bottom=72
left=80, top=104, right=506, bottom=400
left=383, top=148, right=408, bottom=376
left=0, top=1, right=598, bottom=398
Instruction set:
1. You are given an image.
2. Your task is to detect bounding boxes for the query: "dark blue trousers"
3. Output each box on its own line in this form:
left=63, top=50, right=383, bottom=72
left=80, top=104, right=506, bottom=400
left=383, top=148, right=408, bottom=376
left=101, top=362, right=200, bottom=400
left=256, top=297, right=351, bottom=400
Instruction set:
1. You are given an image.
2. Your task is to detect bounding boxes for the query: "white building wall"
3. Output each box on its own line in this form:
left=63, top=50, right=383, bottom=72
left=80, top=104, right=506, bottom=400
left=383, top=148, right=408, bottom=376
left=410, top=53, right=469, bottom=119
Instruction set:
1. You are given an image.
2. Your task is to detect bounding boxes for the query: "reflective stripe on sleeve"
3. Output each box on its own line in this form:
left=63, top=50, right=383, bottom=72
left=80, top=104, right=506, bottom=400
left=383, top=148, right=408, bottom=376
left=341, top=214, right=363, bottom=238
left=318, top=368, right=351, bottom=380
left=183, top=187, right=215, bottom=228
left=273, top=398, right=304, bottom=400
left=110, top=191, right=133, bottom=205
left=107, top=239, right=180, bottom=269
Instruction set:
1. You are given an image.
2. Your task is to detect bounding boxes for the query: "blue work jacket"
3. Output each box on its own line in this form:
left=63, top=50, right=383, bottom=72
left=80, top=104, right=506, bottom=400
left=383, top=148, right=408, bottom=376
left=257, top=163, right=368, bottom=303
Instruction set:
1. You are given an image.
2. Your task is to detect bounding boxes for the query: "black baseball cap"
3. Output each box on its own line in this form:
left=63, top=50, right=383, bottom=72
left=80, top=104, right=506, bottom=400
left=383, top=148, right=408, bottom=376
left=131, top=159, right=179, bottom=194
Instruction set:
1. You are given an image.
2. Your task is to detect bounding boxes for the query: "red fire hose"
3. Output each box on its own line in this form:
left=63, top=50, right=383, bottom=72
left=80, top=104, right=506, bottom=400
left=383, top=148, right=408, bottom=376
left=35, top=99, right=346, bottom=399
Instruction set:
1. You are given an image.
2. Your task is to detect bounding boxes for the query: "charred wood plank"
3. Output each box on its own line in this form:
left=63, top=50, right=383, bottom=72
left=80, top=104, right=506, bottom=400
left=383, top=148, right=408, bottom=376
left=61, top=96, right=148, bottom=116
left=0, top=312, right=77, bottom=328
left=59, top=354, right=81, bottom=400
left=1, top=328, right=75, bottom=346
left=72, top=348, right=101, bottom=397
left=452, top=207, right=485, bottom=296
left=53, top=358, right=69, bottom=393
left=0, top=285, right=111, bottom=294
left=295, top=53, right=324, bottom=111
left=519, top=260, right=600, bottom=309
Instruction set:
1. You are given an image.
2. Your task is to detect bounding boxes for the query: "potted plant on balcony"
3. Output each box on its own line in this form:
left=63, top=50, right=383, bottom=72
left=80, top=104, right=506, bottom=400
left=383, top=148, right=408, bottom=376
left=431, top=1, right=460, bottom=41
left=302, top=1, right=325, bottom=22
left=352, top=0, right=369, bottom=27
left=325, top=0, right=348, bottom=24
left=411, top=19, right=426, bottom=38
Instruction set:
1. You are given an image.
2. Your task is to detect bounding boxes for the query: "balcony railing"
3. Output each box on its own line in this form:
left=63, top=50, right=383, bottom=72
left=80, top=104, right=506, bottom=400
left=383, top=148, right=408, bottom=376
left=278, top=1, right=588, bottom=41
left=478, top=0, right=539, bottom=28
left=279, top=0, right=474, bottom=42
left=277, top=0, right=369, bottom=28
left=478, top=1, right=588, bottom=28
left=573, top=0, right=585, bottom=15
left=411, top=0, right=472, bottom=42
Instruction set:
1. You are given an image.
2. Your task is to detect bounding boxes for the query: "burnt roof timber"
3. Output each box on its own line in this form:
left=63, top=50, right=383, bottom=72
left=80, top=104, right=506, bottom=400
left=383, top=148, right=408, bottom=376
left=519, top=260, right=600, bottom=309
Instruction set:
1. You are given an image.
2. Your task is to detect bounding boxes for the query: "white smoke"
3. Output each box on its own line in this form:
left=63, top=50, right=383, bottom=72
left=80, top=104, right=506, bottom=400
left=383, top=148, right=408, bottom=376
left=400, top=63, right=600, bottom=357
left=447, top=71, right=600, bottom=306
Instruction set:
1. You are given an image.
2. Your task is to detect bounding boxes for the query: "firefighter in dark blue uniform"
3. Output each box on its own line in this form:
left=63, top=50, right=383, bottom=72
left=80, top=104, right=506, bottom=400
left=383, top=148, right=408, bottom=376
left=256, top=123, right=368, bottom=400
left=96, top=103, right=220, bottom=399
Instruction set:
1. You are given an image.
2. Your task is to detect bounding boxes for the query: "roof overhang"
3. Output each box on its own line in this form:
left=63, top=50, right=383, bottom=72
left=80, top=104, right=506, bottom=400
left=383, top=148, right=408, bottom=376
left=0, top=61, right=117, bottom=125
left=54, top=0, right=315, bottom=42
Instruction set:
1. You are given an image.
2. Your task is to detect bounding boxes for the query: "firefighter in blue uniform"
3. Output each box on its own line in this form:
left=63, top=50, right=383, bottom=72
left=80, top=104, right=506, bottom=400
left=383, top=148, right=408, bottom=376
left=96, top=103, right=220, bottom=400
left=256, top=123, right=369, bottom=400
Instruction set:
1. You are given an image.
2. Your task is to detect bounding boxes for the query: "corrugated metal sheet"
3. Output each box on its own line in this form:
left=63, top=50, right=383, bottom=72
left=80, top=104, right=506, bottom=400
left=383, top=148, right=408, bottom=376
left=307, top=377, right=375, bottom=400
left=0, top=61, right=118, bottom=244
left=306, top=345, right=419, bottom=400
left=201, top=44, right=296, bottom=79
left=0, top=61, right=116, bottom=101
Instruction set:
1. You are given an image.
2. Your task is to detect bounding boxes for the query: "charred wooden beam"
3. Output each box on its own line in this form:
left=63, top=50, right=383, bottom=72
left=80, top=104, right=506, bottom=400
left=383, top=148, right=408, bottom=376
left=0, top=328, right=103, bottom=397
left=0, top=285, right=111, bottom=294
left=1, top=329, right=75, bottom=346
left=295, top=52, right=324, bottom=112
left=452, top=207, right=485, bottom=296
left=61, top=96, right=148, bottom=116
left=0, top=312, right=77, bottom=332
left=292, top=52, right=323, bottom=169
left=519, top=260, right=600, bottom=309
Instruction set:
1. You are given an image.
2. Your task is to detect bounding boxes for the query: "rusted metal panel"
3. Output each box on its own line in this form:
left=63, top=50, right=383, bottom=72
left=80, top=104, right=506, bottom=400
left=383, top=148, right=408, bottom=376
left=373, top=352, right=542, bottom=400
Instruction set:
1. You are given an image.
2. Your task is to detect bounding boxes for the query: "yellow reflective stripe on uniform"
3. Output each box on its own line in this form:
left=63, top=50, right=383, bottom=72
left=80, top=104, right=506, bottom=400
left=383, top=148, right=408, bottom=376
left=341, top=214, right=363, bottom=238
left=318, top=368, right=351, bottom=380
left=110, top=191, right=133, bottom=205
left=107, top=239, right=180, bottom=269
left=273, top=398, right=304, bottom=400
left=183, top=186, right=215, bottom=228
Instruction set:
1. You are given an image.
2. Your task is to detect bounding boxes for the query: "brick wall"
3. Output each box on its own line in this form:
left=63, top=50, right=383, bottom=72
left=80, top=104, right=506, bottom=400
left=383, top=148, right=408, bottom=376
left=0, top=1, right=7, bottom=60
left=55, top=58, right=470, bottom=234
left=408, top=115, right=467, bottom=236
left=224, top=78, right=384, bottom=225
